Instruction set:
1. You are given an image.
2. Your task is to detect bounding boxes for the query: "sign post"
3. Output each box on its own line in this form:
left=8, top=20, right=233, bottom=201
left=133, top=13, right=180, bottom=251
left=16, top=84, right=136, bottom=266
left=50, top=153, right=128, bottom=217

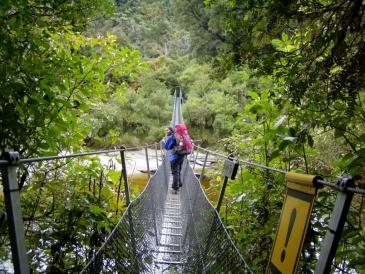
left=216, top=157, right=239, bottom=213
left=267, top=172, right=319, bottom=274
left=1, top=150, right=30, bottom=274
left=200, top=151, right=209, bottom=183
left=314, top=175, right=354, bottom=274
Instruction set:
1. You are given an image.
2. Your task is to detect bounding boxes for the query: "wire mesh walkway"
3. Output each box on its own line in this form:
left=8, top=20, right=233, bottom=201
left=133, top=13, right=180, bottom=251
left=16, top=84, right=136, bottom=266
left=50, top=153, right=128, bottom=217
left=81, top=157, right=251, bottom=273
left=81, top=90, right=251, bottom=273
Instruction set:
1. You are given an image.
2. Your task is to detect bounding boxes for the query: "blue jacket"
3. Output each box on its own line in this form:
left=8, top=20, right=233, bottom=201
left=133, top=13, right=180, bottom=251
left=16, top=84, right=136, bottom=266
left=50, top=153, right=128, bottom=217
left=163, top=135, right=184, bottom=161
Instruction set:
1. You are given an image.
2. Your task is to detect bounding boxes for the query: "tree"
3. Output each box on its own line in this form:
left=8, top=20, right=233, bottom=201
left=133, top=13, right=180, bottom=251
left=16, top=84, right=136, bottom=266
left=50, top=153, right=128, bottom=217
left=0, top=0, right=143, bottom=157
left=201, top=0, right=365, bottom=172
left=0, top=1, right=145, bottom=271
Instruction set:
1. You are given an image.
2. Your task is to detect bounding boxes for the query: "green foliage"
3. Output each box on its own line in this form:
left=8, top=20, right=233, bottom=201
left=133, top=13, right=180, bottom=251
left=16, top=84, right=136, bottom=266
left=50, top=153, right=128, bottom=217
left=18, top=157, right=124, bottom=272
left=184, top=91, right=238, bottom=136
left=0, top=0, right=145, bottom=271
left=0, top=1, right=144, bottom=156
left=203, top=0, right=365, bottom=172
left=170, top=0, right=228, bottom=58
left=1, top=0, right=364, bottom=272
left=88, top=58, right=174, bottom=146
left=91, top=0, right=191, bottom=58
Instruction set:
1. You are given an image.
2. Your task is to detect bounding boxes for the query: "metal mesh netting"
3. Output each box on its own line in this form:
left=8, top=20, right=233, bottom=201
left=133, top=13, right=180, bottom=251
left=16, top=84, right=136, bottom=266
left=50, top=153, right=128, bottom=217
left=81, top=159, right=171, bottom=273
left=81, top=90, right=251, bottom=273
left=179, top=160, right=251, bottom=273
left=81, top=157, right=251, bottom=273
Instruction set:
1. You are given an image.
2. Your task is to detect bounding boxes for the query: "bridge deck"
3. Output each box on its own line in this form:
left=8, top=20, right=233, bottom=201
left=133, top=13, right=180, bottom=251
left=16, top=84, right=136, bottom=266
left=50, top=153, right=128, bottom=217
left=153, top=177, right=184, bottom=273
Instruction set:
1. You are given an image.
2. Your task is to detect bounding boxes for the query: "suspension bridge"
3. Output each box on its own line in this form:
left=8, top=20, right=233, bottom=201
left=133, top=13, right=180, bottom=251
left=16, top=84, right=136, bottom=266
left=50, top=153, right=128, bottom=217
left=80, top=92, right=251, bottom=273
left=1, top=91, right=364, bottom=273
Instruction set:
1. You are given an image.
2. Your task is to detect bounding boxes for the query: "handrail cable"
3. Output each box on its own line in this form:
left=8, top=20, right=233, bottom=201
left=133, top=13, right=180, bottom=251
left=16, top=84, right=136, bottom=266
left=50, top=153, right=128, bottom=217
left=194, top=145, right=365, bottom=195
left=0, top=143, right=160, bottom=165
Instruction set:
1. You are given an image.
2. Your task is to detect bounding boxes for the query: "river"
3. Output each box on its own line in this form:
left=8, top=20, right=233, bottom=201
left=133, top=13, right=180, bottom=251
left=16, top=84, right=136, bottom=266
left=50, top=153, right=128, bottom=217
left=98, top=148, right=219, bottom=200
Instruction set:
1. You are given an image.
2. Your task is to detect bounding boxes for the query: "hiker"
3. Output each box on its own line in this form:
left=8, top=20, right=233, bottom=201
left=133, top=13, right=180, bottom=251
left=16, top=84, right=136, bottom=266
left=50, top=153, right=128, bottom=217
left=161, top=125, right=192, bottom=192
left=161, top=127, right=184, bottom=192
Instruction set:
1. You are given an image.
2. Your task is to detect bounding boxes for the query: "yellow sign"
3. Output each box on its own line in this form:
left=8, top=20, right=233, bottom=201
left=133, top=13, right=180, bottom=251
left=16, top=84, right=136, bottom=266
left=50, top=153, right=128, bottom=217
left=267, top=172, right=319, bottom=274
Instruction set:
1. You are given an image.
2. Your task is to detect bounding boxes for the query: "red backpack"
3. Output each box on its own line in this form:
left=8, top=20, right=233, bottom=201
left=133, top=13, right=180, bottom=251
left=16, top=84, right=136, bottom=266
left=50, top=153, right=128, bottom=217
left=175, top=124, right=193, bottom=155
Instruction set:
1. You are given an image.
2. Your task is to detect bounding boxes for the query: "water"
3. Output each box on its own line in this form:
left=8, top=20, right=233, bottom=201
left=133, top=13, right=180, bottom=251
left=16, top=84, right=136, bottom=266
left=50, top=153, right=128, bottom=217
left=97, top=149, right=220, bottom=202
left=129, top=166, right=219, bottom=203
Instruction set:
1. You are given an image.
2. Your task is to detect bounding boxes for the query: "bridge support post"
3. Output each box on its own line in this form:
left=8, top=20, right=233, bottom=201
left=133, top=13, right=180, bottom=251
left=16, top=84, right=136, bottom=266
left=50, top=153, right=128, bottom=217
left=314, top=175, right=354, bottom=274
left=119, top=146, right=130, bottom=206
left=1, top=150, right=30, bottom=274
left=155, top=143, right=159, bottom=168
left=192, top=148, right=199, bottom=171
left=120, top=147, right=139, bottom=271
left=216, top=176, right=229, bottom=213
left=145, top=145, right=150, bottom=180
left=159, top=142, right=165, bottom=160
left=217, top=157, right=239, bottom=213
left=200, top=152, right=209, bottom=183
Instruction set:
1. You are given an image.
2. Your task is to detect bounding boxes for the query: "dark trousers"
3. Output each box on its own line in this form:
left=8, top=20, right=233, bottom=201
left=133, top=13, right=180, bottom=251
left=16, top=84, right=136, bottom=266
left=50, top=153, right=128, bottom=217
left=171, top=156, right=184, bottom=190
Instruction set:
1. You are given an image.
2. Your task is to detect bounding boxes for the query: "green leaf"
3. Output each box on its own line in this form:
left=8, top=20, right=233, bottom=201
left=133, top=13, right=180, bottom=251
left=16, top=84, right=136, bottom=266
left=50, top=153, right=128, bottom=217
left=247, top=104, right=263, bottom=114
left=334, top=128, right=345, bottom=138
left=248, top=91, right=259, bottom=100
left=330, top=66, right=343, bottom=74
left=282, top=33, right=289, bottom=42
left=307, top=135, right=314, bottom=147
left=278, top=140, right=290, bottom=150
left=272, top=39, right=282, bottom=48
left=89, top=205, right=107, bottom=217
left=269, top=150, right=280, bottom=161
left=356, top=148, right=365, bottom=158
left=359, top=134, right=365, bottom=144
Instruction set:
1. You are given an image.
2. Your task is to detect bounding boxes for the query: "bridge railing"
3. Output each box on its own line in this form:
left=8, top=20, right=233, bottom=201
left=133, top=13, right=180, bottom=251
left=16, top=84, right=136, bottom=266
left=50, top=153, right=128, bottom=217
left=0, top=143, right=163, bottom=274
left=81, top=150, right=171, bottom=273
left=192, top=145, right=365, bottom=273
left=179, top=156, right=252, bottom=273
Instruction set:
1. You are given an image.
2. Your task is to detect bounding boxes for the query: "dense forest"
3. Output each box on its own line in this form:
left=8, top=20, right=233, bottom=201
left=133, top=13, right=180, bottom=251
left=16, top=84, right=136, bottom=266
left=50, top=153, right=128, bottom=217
left=0, top=0, right=364, bottom=273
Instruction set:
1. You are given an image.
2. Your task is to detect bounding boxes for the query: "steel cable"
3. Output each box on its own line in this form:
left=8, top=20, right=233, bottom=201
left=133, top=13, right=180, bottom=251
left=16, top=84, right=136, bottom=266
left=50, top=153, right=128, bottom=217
left=194, top=146, right=365, bottom=195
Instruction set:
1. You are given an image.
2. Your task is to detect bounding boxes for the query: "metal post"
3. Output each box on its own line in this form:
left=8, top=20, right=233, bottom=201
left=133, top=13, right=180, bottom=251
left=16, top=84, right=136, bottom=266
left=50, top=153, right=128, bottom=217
left=145, top=145, right=150, bottom=180
left=200, top=151, right=209, bottom=183
left=1, top=151, right=30, bottom=274
left=155, top=143, right=159, bottom=169
left=192, top=149, right=199, bottom=171
left=216, top=176, right=229, bottom=213
left=149, top=159, right=159, bottom=246
left=314, top=175, right=355, bottom=274
left=119, top=146, right=130, bottom=206
left=159, top=142, right=164, bottom=158
left=119, top=147, right=139, bottom=271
